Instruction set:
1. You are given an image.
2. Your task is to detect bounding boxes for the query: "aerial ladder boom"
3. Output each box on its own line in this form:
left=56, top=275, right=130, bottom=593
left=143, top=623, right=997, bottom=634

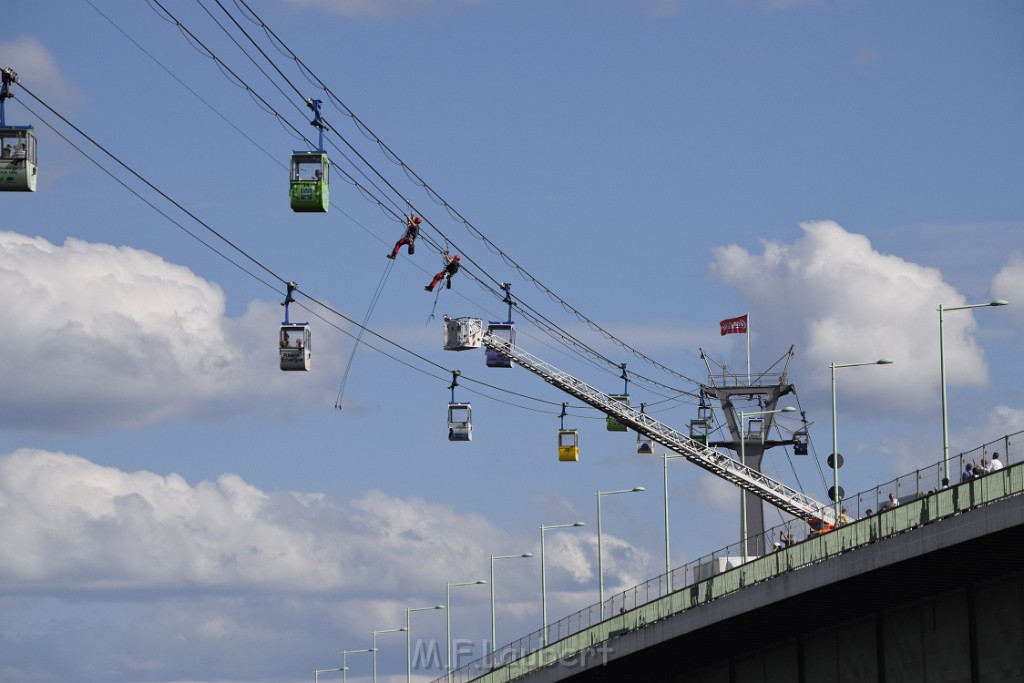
left=480, top=330, right=835, bottom=526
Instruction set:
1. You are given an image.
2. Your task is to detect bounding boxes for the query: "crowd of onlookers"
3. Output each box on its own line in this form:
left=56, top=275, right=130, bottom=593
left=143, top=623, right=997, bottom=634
left=771, top=451, right=1009, bottom=550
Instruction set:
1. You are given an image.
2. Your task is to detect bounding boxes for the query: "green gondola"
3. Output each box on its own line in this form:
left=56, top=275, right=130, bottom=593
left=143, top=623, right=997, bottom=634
left=290, top=98, right=329, bottom=212
left=290, top=152, right=329, bottom=212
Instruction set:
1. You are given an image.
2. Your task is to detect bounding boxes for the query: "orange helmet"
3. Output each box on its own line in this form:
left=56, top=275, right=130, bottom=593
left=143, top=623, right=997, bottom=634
left=413, top=216, right=422, bottom=224
left=454, top=255, right=460, bottom=260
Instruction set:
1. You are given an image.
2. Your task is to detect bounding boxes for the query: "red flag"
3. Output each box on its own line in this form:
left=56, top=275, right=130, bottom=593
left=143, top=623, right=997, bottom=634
left=720, top=314, right=748, bottom=336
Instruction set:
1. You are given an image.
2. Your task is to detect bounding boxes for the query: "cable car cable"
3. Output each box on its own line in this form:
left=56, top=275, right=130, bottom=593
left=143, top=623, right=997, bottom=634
left=225, top=0, right=703, bottom=390
left=17, top=86, right=539, bottom=409
left=123, top=3, right=705, bottom=411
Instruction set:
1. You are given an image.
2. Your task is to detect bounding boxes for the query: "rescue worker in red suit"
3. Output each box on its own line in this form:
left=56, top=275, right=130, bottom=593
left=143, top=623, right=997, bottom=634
left=387, top=215, right=421, bottom=259
left=425, top=253, right=460, bottom=292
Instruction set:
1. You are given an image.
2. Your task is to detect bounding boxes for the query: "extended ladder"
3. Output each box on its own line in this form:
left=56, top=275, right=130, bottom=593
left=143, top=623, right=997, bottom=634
left=480, top=329, right=834, bottom=526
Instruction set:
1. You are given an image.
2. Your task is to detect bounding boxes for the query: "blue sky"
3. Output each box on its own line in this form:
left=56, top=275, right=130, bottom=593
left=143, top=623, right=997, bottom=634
left=1, top=1, right=1022, bottom=682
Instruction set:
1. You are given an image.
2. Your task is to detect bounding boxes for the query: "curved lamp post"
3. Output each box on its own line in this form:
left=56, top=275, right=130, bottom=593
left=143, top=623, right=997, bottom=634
left=540, top=521, right=585, bottom=646
left=406, top=604, right=444, bottom=683
left=596, top=486, right=645, bottom=617
left=339, top=649, right=372, bottom=683
left=831, top=359, right=893, bottom=521
left=371, top=627, right=406, bottom=683
left=939, top=300, right=1008, bottom=480
left=445, top=579, right=486, bottom=683
left=489, top=553, right=532, bottom=658
left=315, top=667, right=343, bottom=683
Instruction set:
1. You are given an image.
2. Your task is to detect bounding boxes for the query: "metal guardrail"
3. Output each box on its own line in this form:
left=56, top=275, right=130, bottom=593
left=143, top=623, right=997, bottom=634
left=436, top=430, right=1021, bottom=683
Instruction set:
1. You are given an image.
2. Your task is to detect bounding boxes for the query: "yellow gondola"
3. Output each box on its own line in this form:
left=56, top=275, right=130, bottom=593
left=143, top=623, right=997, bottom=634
left=558, top=430, right=579, bottom=462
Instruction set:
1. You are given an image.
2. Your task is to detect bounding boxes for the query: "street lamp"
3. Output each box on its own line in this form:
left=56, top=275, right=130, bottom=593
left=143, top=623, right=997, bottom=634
left=662, top=452, right=687, bottom=592
left=489, top=553, right=533, bottom=658
left=738, top=407, right=795, bottom=561
left=939, top=300, right=1009, bottom=480
left=371, top=627, right=406, bottom=683
left=406, top=604, right=444, bottom=683
left=596, top=486, right=645, bottom=618
left=445, top=579, right=486, bottom=683
left=539, top=521, right=585, bottom=646
left=831, top=359, right=893, bottom=522
left=315, top=667, right=343, bottom=683
left=340, top=649, right=373, bottom=683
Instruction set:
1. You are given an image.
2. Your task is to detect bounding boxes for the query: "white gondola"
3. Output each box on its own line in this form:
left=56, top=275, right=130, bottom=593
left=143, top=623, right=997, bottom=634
left=278, top=281, right=310, bottom=371
left=279, top=324, right=311, bottom=371
left=448, top=403, right=473, bottom=442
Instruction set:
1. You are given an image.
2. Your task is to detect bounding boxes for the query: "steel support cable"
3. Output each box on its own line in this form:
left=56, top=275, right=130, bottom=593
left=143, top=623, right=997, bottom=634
left=177, top=0, right=507, bottom=296
left=21, top=84, right=284, bottom=288
left=21, top=100, right=279, bottom=296
left=87, top=0, right=278, bottom=167
left=87, top=0, right=395, bottom=249
left=152, top=0, right=702, bottom=407
left=210, top=0, right=702, bottom=402
left=21, top=97, right=439, bottom=387
left=229, top=0, right=703, bottom=390
left=145, top=0, right=409, bottom=226
left=198, top=0, right=428, bottom=232
left=21, top=89, right=560, bottom=413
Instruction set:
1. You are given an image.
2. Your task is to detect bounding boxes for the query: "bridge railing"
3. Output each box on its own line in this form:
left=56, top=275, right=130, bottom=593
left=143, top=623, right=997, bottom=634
left=441, top=430, right=1021, bottom=683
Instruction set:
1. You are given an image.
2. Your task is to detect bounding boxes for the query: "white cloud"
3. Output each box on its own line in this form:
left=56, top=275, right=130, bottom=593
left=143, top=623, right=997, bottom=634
left=709, top=220, right=991, bottom=416
left=0, top=231, right=342, bottom=432
left=0, top=36, right=82, bottom=109
left=0, top=449, right=630, bottom=681
left=992, top=252, right=1024, bottom=326
left=0, top=448, right=508, bottom=595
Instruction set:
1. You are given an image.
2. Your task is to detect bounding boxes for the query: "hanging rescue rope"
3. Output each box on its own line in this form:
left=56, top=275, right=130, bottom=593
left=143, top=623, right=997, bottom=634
left=335, top=260, right=395, bottom=409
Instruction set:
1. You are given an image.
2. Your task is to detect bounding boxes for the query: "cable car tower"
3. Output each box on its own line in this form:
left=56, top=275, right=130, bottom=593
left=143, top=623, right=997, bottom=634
left=0, top=67, right=38, bottom=192
left=699, top=345, right=804, bottom=558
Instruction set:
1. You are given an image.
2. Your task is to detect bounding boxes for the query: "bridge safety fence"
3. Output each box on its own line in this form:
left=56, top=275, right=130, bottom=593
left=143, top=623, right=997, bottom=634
left=438, top=430, right=1021, bottom=683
